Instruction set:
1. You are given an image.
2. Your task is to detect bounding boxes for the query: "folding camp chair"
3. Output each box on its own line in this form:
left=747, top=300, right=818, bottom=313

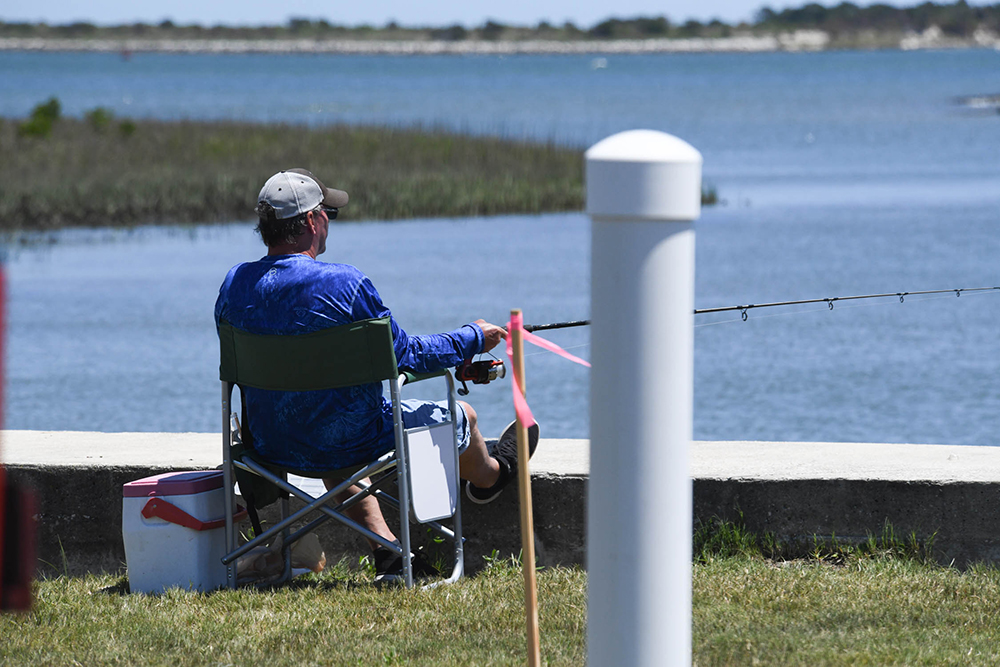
left=218, top=316, right=464, bottom=589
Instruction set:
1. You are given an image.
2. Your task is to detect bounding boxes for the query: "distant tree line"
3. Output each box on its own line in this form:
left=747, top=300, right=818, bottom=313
left=1, top=1, right=997, bottom=41
left=755, top=1, right=999, bottom=35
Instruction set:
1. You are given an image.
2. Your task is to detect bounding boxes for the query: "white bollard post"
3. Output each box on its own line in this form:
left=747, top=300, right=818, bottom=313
left=586, top=130, right=702, bottom=667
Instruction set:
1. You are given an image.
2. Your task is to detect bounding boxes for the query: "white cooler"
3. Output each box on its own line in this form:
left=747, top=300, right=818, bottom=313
left=123, top=470, right=243, bottom=594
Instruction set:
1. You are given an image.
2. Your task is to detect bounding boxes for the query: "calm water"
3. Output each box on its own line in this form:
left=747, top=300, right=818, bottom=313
left=3, top=50, right=999, bottom=443
left=3, top=49, right=999, bottom=184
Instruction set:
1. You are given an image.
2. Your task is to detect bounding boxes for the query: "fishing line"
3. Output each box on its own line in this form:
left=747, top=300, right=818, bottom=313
left=695, top=316, right=746, bottom=329
left=523, top=343, right=591, bottom=359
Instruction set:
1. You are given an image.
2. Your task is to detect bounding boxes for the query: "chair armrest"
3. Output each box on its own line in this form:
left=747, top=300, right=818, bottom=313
left=399, top=369, right=447, bottom=386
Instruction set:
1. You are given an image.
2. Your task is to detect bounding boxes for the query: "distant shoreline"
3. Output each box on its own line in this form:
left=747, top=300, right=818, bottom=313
left=2, top=29, right=999, bottom=55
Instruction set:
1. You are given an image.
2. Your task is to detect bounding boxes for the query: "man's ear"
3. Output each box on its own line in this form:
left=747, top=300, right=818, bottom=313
left=305, top=210, right=318, bottom=234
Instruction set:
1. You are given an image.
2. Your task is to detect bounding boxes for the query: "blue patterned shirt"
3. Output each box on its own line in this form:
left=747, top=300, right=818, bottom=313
left=215, top=253, right=483, bottom=471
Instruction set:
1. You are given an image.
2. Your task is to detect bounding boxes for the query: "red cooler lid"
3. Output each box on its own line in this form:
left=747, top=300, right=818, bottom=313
left=123, top=470, right=224, bottom=498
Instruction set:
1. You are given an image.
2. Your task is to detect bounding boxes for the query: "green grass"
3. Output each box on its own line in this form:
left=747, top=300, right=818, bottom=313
left=694, top=514, right=938, bottom=565
left=691, top=517, right=999, bottom=665
left=0, top=113, right=587, bottom=231
left=10, top=522, right=990, bottom=665
left=0, top=561, right=587, bottom=666
left=694, top=557, right=1000, bottom=665
left=8, top=555, right=1000, bottom=665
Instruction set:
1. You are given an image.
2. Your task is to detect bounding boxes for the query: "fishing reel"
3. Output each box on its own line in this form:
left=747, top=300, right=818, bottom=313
left=455, top=357, right=506, bottom=396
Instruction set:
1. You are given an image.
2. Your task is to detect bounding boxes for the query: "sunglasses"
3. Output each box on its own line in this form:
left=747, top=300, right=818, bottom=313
left=320, top=206, right=339, bottom=220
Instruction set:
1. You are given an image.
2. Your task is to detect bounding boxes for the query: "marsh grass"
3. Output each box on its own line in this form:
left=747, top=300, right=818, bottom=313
left=0, top=115, right=585, bottom=230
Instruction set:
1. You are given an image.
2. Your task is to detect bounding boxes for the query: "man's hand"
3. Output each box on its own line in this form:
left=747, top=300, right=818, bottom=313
left=475, top=319, right=507, bottom=353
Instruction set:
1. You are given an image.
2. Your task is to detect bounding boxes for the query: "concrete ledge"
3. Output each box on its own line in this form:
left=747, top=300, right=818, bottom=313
left=692, top=441, right=1000, bottom=566
left=5, top=431, right=1000, bottom=574
left=2, top=431, right=586, bottom=575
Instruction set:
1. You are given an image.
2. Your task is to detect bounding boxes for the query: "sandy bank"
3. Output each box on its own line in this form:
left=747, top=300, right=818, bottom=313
left=0, top=31, right=936, bottom=55
left=0, top=33, right=829, bottom=54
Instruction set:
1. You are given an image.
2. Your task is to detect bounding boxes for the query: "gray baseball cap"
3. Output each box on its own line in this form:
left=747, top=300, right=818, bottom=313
left=256, top=168, right=349, bottom=220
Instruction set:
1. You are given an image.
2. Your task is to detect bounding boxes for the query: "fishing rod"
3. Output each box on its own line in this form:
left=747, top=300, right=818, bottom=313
left=467, top=285, right=999, bottom=393
left=519, top=286, right=1000, bottom=331
left=524, top=319, right=591, bottom=333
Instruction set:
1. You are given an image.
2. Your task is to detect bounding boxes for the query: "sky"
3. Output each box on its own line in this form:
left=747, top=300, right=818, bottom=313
left=0, top=0, right=975, bottom=30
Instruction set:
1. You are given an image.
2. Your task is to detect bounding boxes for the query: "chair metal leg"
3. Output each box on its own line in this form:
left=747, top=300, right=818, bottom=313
left=445, top=433, right=465, bottom=583
left=280, top=494, right=292, bottom=583
left=391, top=376, right=414, bottom=588
left=445, top=372, right=464, bottom=584
left=394, top=372, right=466, bottom=589
left=222, top=382, right=237, bottom=590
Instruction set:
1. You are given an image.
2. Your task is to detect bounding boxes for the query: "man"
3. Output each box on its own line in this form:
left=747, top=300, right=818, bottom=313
left=215, top=168, right=539, bottom=580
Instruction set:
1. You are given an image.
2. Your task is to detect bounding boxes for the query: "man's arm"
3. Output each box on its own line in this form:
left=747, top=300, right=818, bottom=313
left=351, top=276, right=504, bottom=373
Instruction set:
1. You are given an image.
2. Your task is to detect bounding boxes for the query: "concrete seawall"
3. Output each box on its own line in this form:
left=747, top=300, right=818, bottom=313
left=5, top=431, right=1000, bottom=575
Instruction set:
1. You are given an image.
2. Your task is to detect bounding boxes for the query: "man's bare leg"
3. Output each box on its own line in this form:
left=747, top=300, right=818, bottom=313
left=457, top=401, right=501, bottom=488
left=322, top=477, right=396, bottom=552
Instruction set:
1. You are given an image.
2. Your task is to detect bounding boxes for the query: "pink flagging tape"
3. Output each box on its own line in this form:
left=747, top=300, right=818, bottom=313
left=506, top=313, right=591, bottom=428
left=511, top=369, right=535, bottom=428
left=507, top=313, right=537, bottom=428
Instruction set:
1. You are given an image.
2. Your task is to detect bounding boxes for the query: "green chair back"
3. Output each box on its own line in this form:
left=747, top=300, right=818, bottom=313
left=219, top=316, right=398, bottom=391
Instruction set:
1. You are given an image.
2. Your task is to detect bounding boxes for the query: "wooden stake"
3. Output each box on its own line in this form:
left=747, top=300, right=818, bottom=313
left=511, top=308, right=541, bottom=667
